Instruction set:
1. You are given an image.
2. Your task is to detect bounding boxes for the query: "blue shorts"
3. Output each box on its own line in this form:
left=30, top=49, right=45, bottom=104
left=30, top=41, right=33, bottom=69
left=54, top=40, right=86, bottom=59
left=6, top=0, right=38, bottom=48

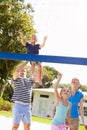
left=12, top=103, right=31, bottom=124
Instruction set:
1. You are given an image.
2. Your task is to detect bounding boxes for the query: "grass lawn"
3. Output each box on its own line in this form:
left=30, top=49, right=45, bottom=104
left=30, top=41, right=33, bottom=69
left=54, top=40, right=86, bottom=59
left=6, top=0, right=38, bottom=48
left=0, top=111, right=85, bottom=130
left=0, top=110, right=12, bottom=117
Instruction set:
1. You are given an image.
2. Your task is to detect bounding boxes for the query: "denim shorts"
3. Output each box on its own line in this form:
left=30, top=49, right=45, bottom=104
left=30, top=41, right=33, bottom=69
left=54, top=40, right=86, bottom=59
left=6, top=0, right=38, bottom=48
left=12, top=103, right=31, bottom=124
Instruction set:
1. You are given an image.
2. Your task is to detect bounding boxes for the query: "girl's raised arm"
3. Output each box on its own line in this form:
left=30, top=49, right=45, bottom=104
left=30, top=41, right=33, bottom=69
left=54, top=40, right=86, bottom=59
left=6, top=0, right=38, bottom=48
left=54, top=72, right=62, bottom=105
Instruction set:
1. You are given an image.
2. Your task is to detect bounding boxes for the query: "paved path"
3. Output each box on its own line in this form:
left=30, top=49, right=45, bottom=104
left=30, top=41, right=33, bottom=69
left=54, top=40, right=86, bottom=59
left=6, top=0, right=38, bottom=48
left=0, top=116, right=50, bottom=130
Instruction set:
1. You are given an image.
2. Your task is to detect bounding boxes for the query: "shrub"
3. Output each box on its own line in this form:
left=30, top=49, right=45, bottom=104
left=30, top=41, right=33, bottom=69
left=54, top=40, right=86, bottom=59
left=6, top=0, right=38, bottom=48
left=0, top=98, right=12, bottom=111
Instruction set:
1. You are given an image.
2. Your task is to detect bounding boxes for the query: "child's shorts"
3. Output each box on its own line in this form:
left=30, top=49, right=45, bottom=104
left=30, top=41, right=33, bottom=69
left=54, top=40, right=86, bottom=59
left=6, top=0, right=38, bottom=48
left=12, top=103, right=31, bottom=124
left=30, top=61, right=39, bottom=65
left=51, top=124, right=67, bottom=130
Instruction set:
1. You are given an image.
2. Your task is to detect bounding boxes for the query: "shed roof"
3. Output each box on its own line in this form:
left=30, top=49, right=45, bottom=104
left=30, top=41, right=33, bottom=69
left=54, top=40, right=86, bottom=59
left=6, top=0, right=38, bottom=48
left=33, top=88, right=87, bottom=95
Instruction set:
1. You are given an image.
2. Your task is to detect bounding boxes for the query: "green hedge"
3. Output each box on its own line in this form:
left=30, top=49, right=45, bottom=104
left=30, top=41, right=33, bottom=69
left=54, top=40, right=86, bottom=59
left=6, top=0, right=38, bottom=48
left=0, top=98, right=12, bottom=111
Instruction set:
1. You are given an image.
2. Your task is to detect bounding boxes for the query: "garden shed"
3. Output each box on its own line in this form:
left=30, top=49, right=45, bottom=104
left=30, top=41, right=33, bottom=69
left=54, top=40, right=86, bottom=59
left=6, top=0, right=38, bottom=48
left=32, top=88, right=87, bottom=124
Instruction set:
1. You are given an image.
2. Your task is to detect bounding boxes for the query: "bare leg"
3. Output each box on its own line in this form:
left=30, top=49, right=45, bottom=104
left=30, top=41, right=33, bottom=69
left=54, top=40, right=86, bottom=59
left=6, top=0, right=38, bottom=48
left=23, top=123, right=31, bottom=130
left=12, top=124, right=19, bottom=130
left=31, top=62, right=36, bottom=77
left=33, top=62, right=43, bottom=84
left=40, top=63, right=44, bottom=79
left=38, top=63, right=43, bottom=83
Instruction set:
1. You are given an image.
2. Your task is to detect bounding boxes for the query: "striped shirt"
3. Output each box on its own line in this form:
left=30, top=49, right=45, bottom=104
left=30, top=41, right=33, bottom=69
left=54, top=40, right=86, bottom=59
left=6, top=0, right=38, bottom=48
left=11, top=77, right=34, bottom=104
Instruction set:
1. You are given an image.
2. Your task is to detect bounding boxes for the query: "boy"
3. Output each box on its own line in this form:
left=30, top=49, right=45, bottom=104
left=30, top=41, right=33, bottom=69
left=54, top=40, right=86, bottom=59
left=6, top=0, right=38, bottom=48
left=19, top=31, right=48, bottom=84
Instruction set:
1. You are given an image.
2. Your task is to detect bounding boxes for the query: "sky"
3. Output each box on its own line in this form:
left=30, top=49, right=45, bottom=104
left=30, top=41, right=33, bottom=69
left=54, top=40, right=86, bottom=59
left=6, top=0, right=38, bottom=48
left=25, top=0, right=87, bottom=85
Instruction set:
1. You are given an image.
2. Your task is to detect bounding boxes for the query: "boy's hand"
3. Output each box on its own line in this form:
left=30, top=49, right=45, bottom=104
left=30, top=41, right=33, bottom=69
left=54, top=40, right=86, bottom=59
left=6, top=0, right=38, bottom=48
left=40, top=35, right=48, bottom=48
left=44, top=36, right=48, bottom=42
left=18, top=30, right=23, bottom=36
left=18, top=31, right=25, bottom=39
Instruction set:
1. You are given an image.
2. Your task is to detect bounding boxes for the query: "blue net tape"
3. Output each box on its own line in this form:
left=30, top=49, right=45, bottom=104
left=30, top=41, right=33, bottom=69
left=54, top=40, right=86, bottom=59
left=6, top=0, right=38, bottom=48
left=0, top=52, right=87, bottom=65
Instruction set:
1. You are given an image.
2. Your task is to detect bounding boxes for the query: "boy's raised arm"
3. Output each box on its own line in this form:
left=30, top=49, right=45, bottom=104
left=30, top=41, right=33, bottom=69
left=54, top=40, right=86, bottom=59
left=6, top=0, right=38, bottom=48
left=40, top=35, right=48, bottom=48
left=19, top=31, right=26, bottom=46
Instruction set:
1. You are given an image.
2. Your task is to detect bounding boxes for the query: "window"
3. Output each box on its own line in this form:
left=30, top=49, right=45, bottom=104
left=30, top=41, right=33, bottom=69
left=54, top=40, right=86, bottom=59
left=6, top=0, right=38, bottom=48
left=40, top=94, right=49, bottom=98
left=84, top=107, right=87, bottom=116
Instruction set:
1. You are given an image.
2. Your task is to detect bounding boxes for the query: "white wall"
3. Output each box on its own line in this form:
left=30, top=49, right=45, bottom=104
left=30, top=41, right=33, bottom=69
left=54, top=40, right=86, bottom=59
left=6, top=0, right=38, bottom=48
left=32, top=89, right=87, bottom=124
left=32, top=90, right=55, bottom=118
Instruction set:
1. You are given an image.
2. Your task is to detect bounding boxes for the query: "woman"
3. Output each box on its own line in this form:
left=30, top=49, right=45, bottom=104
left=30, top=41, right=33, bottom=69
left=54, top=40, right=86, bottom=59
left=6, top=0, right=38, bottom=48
left=68, top=78, right=87, bottom=130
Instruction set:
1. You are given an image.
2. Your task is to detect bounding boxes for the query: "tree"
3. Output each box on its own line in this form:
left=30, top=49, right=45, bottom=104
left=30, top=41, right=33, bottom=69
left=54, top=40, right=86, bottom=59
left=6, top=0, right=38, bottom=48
left=42, top=66, right=58, bottom=88
left=0, top=0, right=35, bottom=96
left=33, top=66, right=58, bottom=88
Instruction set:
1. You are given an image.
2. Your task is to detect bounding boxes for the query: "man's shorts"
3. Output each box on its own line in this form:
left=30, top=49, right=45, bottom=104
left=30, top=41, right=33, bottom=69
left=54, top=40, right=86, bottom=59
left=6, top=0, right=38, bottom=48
left=12, top=103, right=31, bottom=124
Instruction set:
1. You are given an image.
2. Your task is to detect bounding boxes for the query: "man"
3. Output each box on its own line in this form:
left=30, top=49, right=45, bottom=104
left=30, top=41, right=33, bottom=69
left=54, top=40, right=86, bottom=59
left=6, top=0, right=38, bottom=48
left=11, top=61, right=40, bottom=130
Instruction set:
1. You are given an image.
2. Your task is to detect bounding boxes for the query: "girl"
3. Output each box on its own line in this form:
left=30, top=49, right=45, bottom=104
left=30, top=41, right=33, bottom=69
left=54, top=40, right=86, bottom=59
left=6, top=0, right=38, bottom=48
left=51, top=72, right=72, bottom=130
